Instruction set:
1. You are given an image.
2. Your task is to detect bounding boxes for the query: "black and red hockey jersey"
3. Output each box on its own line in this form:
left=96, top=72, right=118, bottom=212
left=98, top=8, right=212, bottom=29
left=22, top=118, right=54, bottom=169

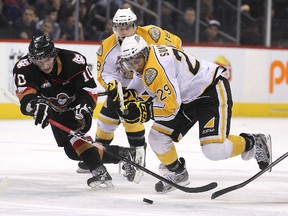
left=13, top=48, right=98, bottom=115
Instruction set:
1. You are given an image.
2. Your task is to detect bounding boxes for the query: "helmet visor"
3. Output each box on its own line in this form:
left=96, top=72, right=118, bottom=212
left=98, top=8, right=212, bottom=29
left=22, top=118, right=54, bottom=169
left=113, top=23, right=135, bottom=35
left=30, top=56, right=54, bottom=67
left=125, top=53, right=143, bottom=65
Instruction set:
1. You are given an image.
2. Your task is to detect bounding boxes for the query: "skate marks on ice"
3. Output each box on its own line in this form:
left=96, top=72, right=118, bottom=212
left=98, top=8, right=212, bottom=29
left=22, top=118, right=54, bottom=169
left=0, top=118, right=288, bottom=215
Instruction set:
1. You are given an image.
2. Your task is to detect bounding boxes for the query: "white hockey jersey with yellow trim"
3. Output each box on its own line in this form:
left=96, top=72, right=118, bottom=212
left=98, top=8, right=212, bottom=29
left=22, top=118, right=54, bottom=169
left=97, top=25, right=182, bottom=88
left=128, top=44, right=225, bottom=121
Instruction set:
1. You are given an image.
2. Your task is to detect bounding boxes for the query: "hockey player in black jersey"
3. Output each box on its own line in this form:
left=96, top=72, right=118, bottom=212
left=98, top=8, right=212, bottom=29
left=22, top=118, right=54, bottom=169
left=13, top=34, right=138, bottom=189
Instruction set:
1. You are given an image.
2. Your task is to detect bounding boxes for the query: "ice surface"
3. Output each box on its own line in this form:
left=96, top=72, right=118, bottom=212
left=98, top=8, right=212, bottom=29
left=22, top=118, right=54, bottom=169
left=0, top=118, right=287, bottom=216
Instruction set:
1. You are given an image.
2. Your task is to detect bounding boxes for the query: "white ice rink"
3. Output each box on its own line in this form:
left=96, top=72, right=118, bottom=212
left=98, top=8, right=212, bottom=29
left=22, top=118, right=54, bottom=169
left=0, top=117, right=287, bottom=216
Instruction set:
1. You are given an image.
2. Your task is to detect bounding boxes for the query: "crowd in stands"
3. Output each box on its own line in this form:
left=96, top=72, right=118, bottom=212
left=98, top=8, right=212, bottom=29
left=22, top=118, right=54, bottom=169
left=0, top=0, right=288, bottom=47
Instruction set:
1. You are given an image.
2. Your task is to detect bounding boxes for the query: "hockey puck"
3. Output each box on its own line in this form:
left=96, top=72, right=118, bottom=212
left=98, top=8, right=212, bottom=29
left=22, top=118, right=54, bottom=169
left=143, top=198, right=153, bottom=204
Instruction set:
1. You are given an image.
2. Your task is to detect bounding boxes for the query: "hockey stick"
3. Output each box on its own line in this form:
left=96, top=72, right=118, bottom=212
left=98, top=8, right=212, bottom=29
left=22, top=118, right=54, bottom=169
left=211, top=152, right=288, bottom=199
left=117, top=82, right=128, bottom=115
left=3, top=87, right=217, bottom=193
left=1, top=88, right=20, bottom=106
left=48, top=119, right=218, bottom=193
left=98, top=91, right=109, bottom=96
left=117, top=82, right=124, bottom=111
left=1, top=88, right=108, bottom=105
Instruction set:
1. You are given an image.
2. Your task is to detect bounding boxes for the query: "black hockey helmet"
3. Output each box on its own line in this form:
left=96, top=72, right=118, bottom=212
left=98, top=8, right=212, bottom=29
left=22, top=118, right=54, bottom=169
left=28, top=34, right=57, bottom=61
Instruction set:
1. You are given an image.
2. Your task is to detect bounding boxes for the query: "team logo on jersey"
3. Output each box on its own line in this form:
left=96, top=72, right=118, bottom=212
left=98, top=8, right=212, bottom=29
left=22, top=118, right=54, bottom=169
left=148, top=27, right=160, bottom=43
left=41, top=80, right=51, bottom=88
left=47, top=93, right=76, bottom=112
left=25, top=102, right=34, bottom=113
left=97, top=45, right=103, bottom=56
left=144, top=68, right=157, bottom=86
left=57, top=93, right=70, bottom=106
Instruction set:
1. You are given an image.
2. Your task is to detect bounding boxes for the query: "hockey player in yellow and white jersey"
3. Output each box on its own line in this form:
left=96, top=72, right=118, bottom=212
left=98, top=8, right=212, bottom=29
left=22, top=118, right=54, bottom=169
left=119, top=34, right=272, bottom=193
left=88, top=8, right=183, bottom=183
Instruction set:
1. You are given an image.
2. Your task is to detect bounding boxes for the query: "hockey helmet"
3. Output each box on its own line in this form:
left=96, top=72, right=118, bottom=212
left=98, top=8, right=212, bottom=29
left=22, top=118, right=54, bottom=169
left=112, top=8, right=137, bottom=33
left=28, top=35, right=57, bottom=61
left=121, top=34, right=148, bottom=62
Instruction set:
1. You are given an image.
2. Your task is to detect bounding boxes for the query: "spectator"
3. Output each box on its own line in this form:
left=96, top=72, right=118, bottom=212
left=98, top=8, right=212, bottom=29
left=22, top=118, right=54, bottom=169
left=120, top=1, right=132, bottom=9
left=78, top=1, right=90, bottom=40
left=200, top=19, right=225, bottom=44
left=36, top=7, right=61, bottom=40
left=50, top=0, right=69, bottom=21
left=200, top=0, right=215, bottom=23
left=160, top=1, right=176, bottom=33
left=59, top=8, right=84, bottom=41
left=12, top=5, right=38, bottom=39
left=2, top=0, right=25, bottom=26
left=176, top=7, right=196, bottom=43
left=34, top=0, right=47, bottom=19
left=240, top=5, right=262, bottom=46
left=34, top=18, right=54, bottom=39
left=95, top=18, right=113, bottom=41
left=84, top=1, right=107, bottom=39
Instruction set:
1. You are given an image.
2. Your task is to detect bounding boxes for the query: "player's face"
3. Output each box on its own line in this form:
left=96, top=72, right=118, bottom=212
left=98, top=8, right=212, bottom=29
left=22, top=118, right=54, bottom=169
left=34, top=57, right=55, bottom=74
left=116, top=24, right=135, bottom=41
left=125, top=54, right=145, bottom=74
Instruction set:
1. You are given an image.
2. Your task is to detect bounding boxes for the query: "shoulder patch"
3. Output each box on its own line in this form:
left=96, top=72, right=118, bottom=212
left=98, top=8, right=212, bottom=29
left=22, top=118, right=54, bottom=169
left=97, top=44, right=103, bottom=56
left=148, top=27, right=160, bottom=43
left=144, top=68, right=157, bottom=86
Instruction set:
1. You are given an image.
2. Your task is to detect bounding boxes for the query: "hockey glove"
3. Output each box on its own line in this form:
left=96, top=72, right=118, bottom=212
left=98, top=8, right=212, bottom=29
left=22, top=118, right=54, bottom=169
left=33, top=99, right=51, bottom=129
left=121, top=101, right=152, bottom=124
left=105, top=80, right=119, bottom=102
left=75, top=103, right=93, bottom=134
left=123, top=89, right=138, bottom=105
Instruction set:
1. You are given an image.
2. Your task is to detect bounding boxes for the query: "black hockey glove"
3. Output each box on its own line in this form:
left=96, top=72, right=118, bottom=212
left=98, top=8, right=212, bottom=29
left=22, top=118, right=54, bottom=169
left=105, top=80, right=119, bottom=102
left=33, top=99, right=51, bottom=129
left=120, top=101, right=153, bottom=124
left=123, top=89, right=138, bottom=105
left=74, top=103, right=93, bottom=134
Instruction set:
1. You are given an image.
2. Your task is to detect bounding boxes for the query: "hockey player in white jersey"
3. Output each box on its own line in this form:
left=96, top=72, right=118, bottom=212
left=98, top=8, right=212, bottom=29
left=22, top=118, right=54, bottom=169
left=119, top=34, right=272, bottom=193
left=82, top=8, right=184, bottom=183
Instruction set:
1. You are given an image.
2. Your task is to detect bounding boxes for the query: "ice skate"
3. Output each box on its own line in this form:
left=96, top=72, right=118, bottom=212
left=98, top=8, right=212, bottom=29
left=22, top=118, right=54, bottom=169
left=76, top=161, right=90, bottom=173
left=158, top=163, right=174, bottom=175
left=119, top=146, right=146, bottom=183
left=254, top=134, right=272, bottom=170
left=155, top=158, right=190, bottom=193
left=241, top=133, right=272, bottom=171
left=87, top=165, right=114, bottom=189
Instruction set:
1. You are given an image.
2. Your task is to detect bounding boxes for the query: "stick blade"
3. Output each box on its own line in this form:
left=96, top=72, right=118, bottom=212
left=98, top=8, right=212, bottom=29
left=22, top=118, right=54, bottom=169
left=211, top=184, right=241, bottom=199
left=183, top=182, right=218, bottom=193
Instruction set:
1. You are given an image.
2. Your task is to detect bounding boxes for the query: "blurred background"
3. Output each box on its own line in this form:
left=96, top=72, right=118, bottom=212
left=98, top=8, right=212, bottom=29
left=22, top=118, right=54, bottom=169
left=0, top=0, right=287, bottom=47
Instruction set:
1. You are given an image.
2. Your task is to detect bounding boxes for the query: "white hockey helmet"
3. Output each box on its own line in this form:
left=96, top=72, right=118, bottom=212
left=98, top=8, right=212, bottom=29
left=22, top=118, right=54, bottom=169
left=112, top=8, right=137, bottom=32
left=121, top=34, right=148, bottom=60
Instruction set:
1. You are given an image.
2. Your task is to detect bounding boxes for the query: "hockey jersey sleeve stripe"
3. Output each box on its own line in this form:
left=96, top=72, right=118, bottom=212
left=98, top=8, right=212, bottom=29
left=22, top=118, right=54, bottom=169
left=16, top=86, right=37, bottom=101
left=83, top=87, right=98, bottom=103
left=144, top=45, right=180, bottom=120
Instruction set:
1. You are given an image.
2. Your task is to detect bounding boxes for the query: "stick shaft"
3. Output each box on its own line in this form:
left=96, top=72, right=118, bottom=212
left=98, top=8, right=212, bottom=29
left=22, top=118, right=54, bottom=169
left=48, top=119, right=217, bottom=193
left=211, top=152, right=288, bottom=199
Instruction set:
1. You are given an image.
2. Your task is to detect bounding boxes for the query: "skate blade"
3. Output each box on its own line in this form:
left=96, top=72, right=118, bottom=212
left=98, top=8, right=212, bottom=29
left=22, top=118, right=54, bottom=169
left=76, top=168, right=90, bottom=173
left=133, top=170, right=144, bottom=184
left=89, top=180, right=114, bottom=190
